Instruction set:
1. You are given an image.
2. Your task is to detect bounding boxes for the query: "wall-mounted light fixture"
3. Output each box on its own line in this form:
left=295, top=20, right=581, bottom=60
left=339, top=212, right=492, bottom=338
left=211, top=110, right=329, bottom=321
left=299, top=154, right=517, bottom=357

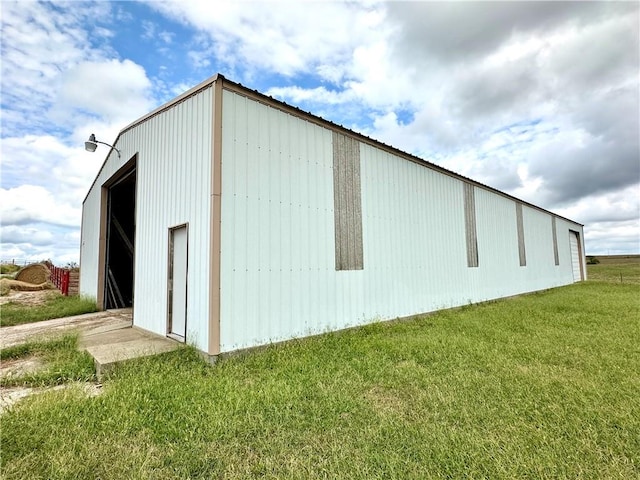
left=85, top=133, right=121, bottom=158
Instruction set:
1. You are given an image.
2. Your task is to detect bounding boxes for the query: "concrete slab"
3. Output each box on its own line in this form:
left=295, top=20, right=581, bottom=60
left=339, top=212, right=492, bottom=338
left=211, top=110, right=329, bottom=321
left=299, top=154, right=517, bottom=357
left=79, top=326, right=143, bottom=348
left=81, top=325, right=180, bottom=379
left=0, top=309, right=133, bottom=349
left=2, top=308, right=180, bottom=381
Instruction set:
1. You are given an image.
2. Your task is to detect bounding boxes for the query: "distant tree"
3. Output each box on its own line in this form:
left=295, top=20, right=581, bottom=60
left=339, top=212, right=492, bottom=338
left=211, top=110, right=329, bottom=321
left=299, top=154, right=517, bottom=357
left=586, top=256, right=600, bottom=265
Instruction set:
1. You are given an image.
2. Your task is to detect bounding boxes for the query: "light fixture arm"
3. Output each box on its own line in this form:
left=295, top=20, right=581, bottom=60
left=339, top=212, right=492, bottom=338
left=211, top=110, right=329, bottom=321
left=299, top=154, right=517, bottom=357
left=85, top=133, right=121, bottom=158
left=94, top=139, right=121, bottom=158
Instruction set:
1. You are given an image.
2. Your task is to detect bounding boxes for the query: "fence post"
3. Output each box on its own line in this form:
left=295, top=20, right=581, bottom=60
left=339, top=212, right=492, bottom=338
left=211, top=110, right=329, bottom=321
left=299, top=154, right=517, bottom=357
left=62, top=270, right=70, bottom=296
left=46, top=262, right=72, bottom=296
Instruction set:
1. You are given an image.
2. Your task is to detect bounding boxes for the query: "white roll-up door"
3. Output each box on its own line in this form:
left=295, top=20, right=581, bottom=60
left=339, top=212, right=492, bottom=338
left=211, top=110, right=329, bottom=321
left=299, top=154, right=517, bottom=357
left=569, top=231, right=581, bottom=282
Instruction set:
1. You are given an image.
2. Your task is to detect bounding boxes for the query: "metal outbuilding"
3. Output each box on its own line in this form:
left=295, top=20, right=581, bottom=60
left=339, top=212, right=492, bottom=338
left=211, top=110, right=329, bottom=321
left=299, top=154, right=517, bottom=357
left=80, top=74, right=586, bottom=358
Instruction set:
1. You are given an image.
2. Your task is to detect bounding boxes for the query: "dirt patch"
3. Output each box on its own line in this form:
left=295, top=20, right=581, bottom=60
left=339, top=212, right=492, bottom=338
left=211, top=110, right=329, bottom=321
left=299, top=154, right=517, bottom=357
left=15, top=263, right=50, bottom=284
left=0, top=289, right=57, bottom=306
left=0, top=382, right=104, bottom=415
left=0, top=355, right=46, bottom=380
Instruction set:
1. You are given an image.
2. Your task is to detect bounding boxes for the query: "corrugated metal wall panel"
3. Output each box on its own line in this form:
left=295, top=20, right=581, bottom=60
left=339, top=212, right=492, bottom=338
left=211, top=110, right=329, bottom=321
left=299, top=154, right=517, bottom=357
left=218, top=88, right=587, bottom=353
left=221, top=88, right=475, bottom=352
left=220, top=90, right=336, bottom=351
left=80, top=87, right=213, bottom=351
left=84, top=85, right=588, bottom=355
left=521, top=205, right=560, bottom=287
left=474, top=188, right=521, bottom=298
left=473, top=191, right=576, bottom=297
left=360, top=143, right=469, bottom=319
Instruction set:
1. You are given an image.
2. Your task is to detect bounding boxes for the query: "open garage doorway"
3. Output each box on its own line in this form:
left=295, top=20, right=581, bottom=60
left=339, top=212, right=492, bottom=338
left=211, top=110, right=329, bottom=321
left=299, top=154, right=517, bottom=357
left=103, top=164, right=137, bottom=309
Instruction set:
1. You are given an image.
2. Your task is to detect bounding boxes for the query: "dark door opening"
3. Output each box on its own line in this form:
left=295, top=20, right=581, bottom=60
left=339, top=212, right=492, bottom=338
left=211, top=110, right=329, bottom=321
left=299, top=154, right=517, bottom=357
left=104, top=168, right=136, bottom=309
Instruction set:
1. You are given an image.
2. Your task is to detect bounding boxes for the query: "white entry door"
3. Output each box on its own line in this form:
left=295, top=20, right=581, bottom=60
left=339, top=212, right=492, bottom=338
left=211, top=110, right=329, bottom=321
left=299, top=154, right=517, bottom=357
left=169, top=225, right=188, bottom=340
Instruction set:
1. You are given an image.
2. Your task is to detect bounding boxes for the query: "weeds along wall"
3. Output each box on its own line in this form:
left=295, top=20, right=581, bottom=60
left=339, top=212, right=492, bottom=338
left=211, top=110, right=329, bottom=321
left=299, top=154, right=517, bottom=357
left=218, top=88, right=584, bottom=353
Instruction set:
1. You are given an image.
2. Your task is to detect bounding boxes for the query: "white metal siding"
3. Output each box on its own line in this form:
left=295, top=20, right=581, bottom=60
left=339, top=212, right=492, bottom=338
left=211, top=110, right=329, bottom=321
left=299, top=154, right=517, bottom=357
left=80, top=87, right=213, bottom=351
left=219, top=89, right=588, bottom=353
left=473, top=188, right=522, bottom=298
left=360, top=144, right=469, bottom=319
left=219, top=90, right=336, bottom=351
left=83, top=81, right=585, bottom=356
left=521, top=205, right=565, bottom=289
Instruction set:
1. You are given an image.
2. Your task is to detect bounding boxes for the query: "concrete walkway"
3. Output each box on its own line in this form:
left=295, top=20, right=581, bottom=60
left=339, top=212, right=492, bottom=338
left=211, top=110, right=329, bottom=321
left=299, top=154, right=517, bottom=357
left=1, top=309, right=133, bottom=349
left=1, top=309, right=180, bottom=379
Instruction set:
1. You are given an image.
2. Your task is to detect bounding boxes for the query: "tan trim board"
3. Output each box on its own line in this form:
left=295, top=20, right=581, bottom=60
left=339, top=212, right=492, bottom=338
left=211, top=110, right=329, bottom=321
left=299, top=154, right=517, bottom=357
left=516, top=202, right=526, bottom=267
left=464, top=183, right=479, bottom=268
left=551, top=216, right=559, bottom=266
left=332, top=131, right=364, bottom=271
left=208, top=79, right=223, bottom=355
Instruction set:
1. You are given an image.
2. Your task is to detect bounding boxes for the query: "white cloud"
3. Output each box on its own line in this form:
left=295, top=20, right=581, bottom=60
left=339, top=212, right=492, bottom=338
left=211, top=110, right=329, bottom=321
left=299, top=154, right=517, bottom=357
left=583, top=220, right=640, bottom=255
left=146, top=0, right=388, bottom=81
left=1, top=0, right=638, bottom=263
left=555, top=185, right=640, bottom=226
left=266, top=85, right=353, bottom=106
left=54, top=59, right=153, bottom=124
left=553, top=184, right=640, bottom=255
left=0, top=2, right=159, bottom=264
left=0, top=225, right=54, bottom=246
left=0, top=1, right=114, bottom=135
left=0, top=185, right=81, bottom=228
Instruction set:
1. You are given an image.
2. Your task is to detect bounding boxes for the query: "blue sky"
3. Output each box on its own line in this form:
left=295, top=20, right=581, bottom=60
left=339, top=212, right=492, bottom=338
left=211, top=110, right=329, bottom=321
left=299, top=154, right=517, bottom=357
left=1, top=1, right=639, bottom=264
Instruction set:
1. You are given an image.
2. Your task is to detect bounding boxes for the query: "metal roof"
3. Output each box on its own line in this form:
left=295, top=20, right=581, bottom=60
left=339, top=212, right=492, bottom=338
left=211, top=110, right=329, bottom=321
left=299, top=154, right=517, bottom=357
left=83, top=73, right=583, bottom=227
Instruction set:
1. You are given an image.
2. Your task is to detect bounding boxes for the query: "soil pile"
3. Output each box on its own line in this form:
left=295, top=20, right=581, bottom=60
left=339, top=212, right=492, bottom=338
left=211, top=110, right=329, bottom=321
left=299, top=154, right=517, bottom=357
left=15, top=264, right=50, bottom=284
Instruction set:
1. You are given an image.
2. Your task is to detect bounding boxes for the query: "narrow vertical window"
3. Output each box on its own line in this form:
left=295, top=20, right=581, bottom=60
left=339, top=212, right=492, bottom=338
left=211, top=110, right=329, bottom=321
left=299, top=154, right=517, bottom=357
left=551, top=216, right=559, bottom=266
left=516, top=202, right=526, bottom=266
left=464, top=183, right=478, bottom=267
left=333, top=131, right=363, bottom=270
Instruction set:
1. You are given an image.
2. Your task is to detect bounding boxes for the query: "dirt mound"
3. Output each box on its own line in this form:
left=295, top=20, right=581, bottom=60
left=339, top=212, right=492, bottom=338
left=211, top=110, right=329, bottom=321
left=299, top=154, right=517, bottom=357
left=0, top=278, right=54, bottom=293
left=15, top=264, right=50, bottom=285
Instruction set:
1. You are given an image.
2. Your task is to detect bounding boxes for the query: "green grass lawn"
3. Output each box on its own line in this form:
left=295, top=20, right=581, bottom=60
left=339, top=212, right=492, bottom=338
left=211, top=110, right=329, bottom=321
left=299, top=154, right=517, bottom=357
left=1, top=266, right=639, bottom=479
left=0, top=293, right=98, bottom=327
left=587, top=261, right=640, bottom=284
left=0, top=264, right=21, bottom=275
